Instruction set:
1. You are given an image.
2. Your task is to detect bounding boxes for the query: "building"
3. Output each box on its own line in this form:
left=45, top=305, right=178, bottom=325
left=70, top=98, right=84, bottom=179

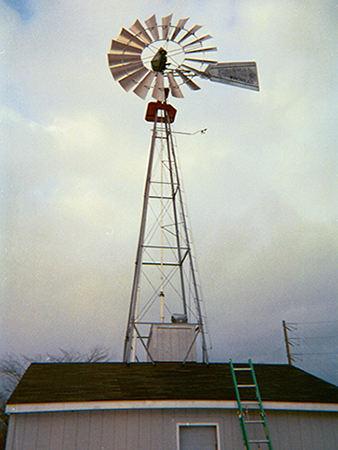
left=5, top=361, right=338, bottom=449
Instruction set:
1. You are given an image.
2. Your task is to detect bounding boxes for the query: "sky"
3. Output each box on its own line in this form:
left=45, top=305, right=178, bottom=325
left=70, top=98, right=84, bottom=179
left=1, top=0, right=338, bottom=384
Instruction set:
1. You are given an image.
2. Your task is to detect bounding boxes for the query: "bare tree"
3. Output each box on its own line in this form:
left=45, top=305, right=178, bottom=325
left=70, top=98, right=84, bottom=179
left=0, top=355, right=28, bottom=449
left=23, top=346, right=110, bottom=364
left=0, top=358, right=27, bottom=401
left=0, top=346, right=112, bottom=449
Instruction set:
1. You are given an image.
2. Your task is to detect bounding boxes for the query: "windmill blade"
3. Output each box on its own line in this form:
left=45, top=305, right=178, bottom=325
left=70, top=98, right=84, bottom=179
left=204, top=61, right=260, bottom=91
left=168, top=72, right=184, bottom=98
left=176, top=69, right=201, bottom=91
left=110, top=61, right=145, bottom=81
left=161, top=14, right=173, bottom=40
left=116, top=28, right=147, bottom=50
left=134, top=71, right=156, bottom=99
left=108, top=53, right=141, bottom=67
left=110, top=39, right=143, bottom=55
left=119, top=67, right=149, bottom=92
left=152, top=73, right=165, bottom=102
left=185, top=46, right=218, bottom=55
left=182, top=34, right=213, bottom=49
left=129, top=19, right=153, bottom=45
left=145, top=14, right=159, bottom=41
left=170, top=17, right=189, bottom=42
left=185, top=57, right=218, bottom=65
left=177, top=24, right=203, bottom=44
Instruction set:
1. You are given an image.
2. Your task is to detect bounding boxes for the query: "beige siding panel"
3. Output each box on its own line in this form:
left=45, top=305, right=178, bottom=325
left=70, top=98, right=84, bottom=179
left=101, top=410, right=116, bottom=450
left=126, top=410, right=140, bottom=449
left=322, top=411, right=338, bottom=448
left=318, top=413, right=331, bottom=448
left=62, top=412, right=78, bottom=450
left=12, top=414, right=27, bottom=450
left=149, top=408, right=165, bottom=450
left=267, top=411, right=302, bottom=449
left=212, top=409, right=243, bottom=450
left=282, top=411, right=303, bottom=449
left=138, top=409, right=152, bottom=450
left=107, top=409, right=127, bottom=450
left=161, top=409, right=176, bottom=448
left=229, top=409, right=244, bottom=450
left=261, top=410, right=338, bottom=450
left=35, top=413, right=52, bottom=450
left=75, top=411, right=90, bottom=450
left=3, top=414, right=16, bottom=450
left=19, top=414, right=38, bottom=450
left=220, top=407, right=241, bottom=450
left=299, top=411, right=338, bottom=450
left=301, top=413, right=319, bottom=447
left=49, top=411, right=65, bottom=450
left=269, top=410, right=292, bottom=448
left=88, top=410, right=104, bottom=448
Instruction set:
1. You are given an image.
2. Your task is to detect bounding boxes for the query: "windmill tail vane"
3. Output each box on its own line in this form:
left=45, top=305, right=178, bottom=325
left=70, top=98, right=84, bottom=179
left=107, top=13, right=259, bottom=102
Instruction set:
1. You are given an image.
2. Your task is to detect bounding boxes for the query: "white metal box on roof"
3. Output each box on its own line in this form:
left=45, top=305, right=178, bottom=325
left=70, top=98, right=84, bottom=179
left=147, top=323, right=197, bottom=362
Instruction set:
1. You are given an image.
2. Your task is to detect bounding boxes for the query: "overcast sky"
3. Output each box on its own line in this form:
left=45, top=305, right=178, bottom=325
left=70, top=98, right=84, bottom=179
left=1, top=0, right=338, bottom=384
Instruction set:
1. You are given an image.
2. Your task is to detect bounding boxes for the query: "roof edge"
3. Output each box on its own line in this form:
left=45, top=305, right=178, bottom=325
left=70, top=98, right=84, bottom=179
left=6, top=400, right=338, bottom=414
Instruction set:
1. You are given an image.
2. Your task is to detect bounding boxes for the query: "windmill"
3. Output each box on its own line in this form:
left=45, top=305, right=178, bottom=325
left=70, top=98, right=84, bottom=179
left=108, top=14, right=259, bottom=364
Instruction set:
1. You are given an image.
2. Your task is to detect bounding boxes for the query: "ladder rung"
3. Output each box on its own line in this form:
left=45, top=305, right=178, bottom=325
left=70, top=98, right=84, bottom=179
left=242, top=401, right=259, bottom=404
left=238, top=384, right=256, bottom=388
left=233, top=367, right=251, bottom=371
left=244, top=420, right=265, bottom=424
left=249, top=440, right=270, bottom=444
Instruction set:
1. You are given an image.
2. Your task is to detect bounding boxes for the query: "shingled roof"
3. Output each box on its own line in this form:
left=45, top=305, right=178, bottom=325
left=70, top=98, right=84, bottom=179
left=7, top=362, right=338, bottom=406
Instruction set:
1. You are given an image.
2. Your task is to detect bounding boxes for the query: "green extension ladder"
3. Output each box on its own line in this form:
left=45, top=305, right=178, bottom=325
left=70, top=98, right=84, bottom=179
left=229, top=359, right=273, bottom=450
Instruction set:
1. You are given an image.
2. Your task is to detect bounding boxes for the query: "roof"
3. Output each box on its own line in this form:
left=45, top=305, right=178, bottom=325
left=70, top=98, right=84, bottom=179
left=7, top=362, right=338, bottom=406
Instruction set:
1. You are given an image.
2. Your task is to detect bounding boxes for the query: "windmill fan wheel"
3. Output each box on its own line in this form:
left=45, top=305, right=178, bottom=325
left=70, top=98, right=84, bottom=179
left=107, top=13, right=218, bottom=102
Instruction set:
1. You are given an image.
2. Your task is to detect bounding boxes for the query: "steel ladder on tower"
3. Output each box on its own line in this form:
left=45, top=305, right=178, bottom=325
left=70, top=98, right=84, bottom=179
left=229, top=359, right=273, bottom=450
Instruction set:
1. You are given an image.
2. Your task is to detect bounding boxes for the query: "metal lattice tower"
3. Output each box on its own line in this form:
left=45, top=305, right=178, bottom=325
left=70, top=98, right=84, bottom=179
left=123, top=98, right=209, bottom=363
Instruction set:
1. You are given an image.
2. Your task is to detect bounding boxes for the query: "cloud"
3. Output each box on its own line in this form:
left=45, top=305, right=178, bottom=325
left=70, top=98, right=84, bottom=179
left=1, top=0, right=337, bottom=385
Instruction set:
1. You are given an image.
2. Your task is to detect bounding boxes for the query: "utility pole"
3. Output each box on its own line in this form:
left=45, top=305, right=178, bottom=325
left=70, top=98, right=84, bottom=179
left=283, top=320, right=293, bottom=365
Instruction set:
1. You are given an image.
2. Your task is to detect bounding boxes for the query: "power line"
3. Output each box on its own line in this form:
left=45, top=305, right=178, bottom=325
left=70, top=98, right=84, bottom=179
left=283, top=320, right=338, bottom=386
left=295, top=320, right=338, bottom=325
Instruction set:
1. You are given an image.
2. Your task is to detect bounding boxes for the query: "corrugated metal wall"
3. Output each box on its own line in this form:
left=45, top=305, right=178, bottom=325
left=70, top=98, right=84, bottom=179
left=5, top=408, right=338, bottom=450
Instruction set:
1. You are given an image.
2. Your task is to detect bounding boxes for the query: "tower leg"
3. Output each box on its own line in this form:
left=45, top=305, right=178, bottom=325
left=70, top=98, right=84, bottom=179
left=123, top=111, right=159, bottom=363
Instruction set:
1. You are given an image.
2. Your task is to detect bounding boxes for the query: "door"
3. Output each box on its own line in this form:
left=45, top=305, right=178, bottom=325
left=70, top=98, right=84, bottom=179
left=179, top=425, right=218, bottom=450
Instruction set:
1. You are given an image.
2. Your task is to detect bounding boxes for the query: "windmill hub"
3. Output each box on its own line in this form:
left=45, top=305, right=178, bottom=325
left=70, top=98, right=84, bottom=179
left=150, top=47, right=168, bottom=72
left=142, top=40, right=185, bottom=73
